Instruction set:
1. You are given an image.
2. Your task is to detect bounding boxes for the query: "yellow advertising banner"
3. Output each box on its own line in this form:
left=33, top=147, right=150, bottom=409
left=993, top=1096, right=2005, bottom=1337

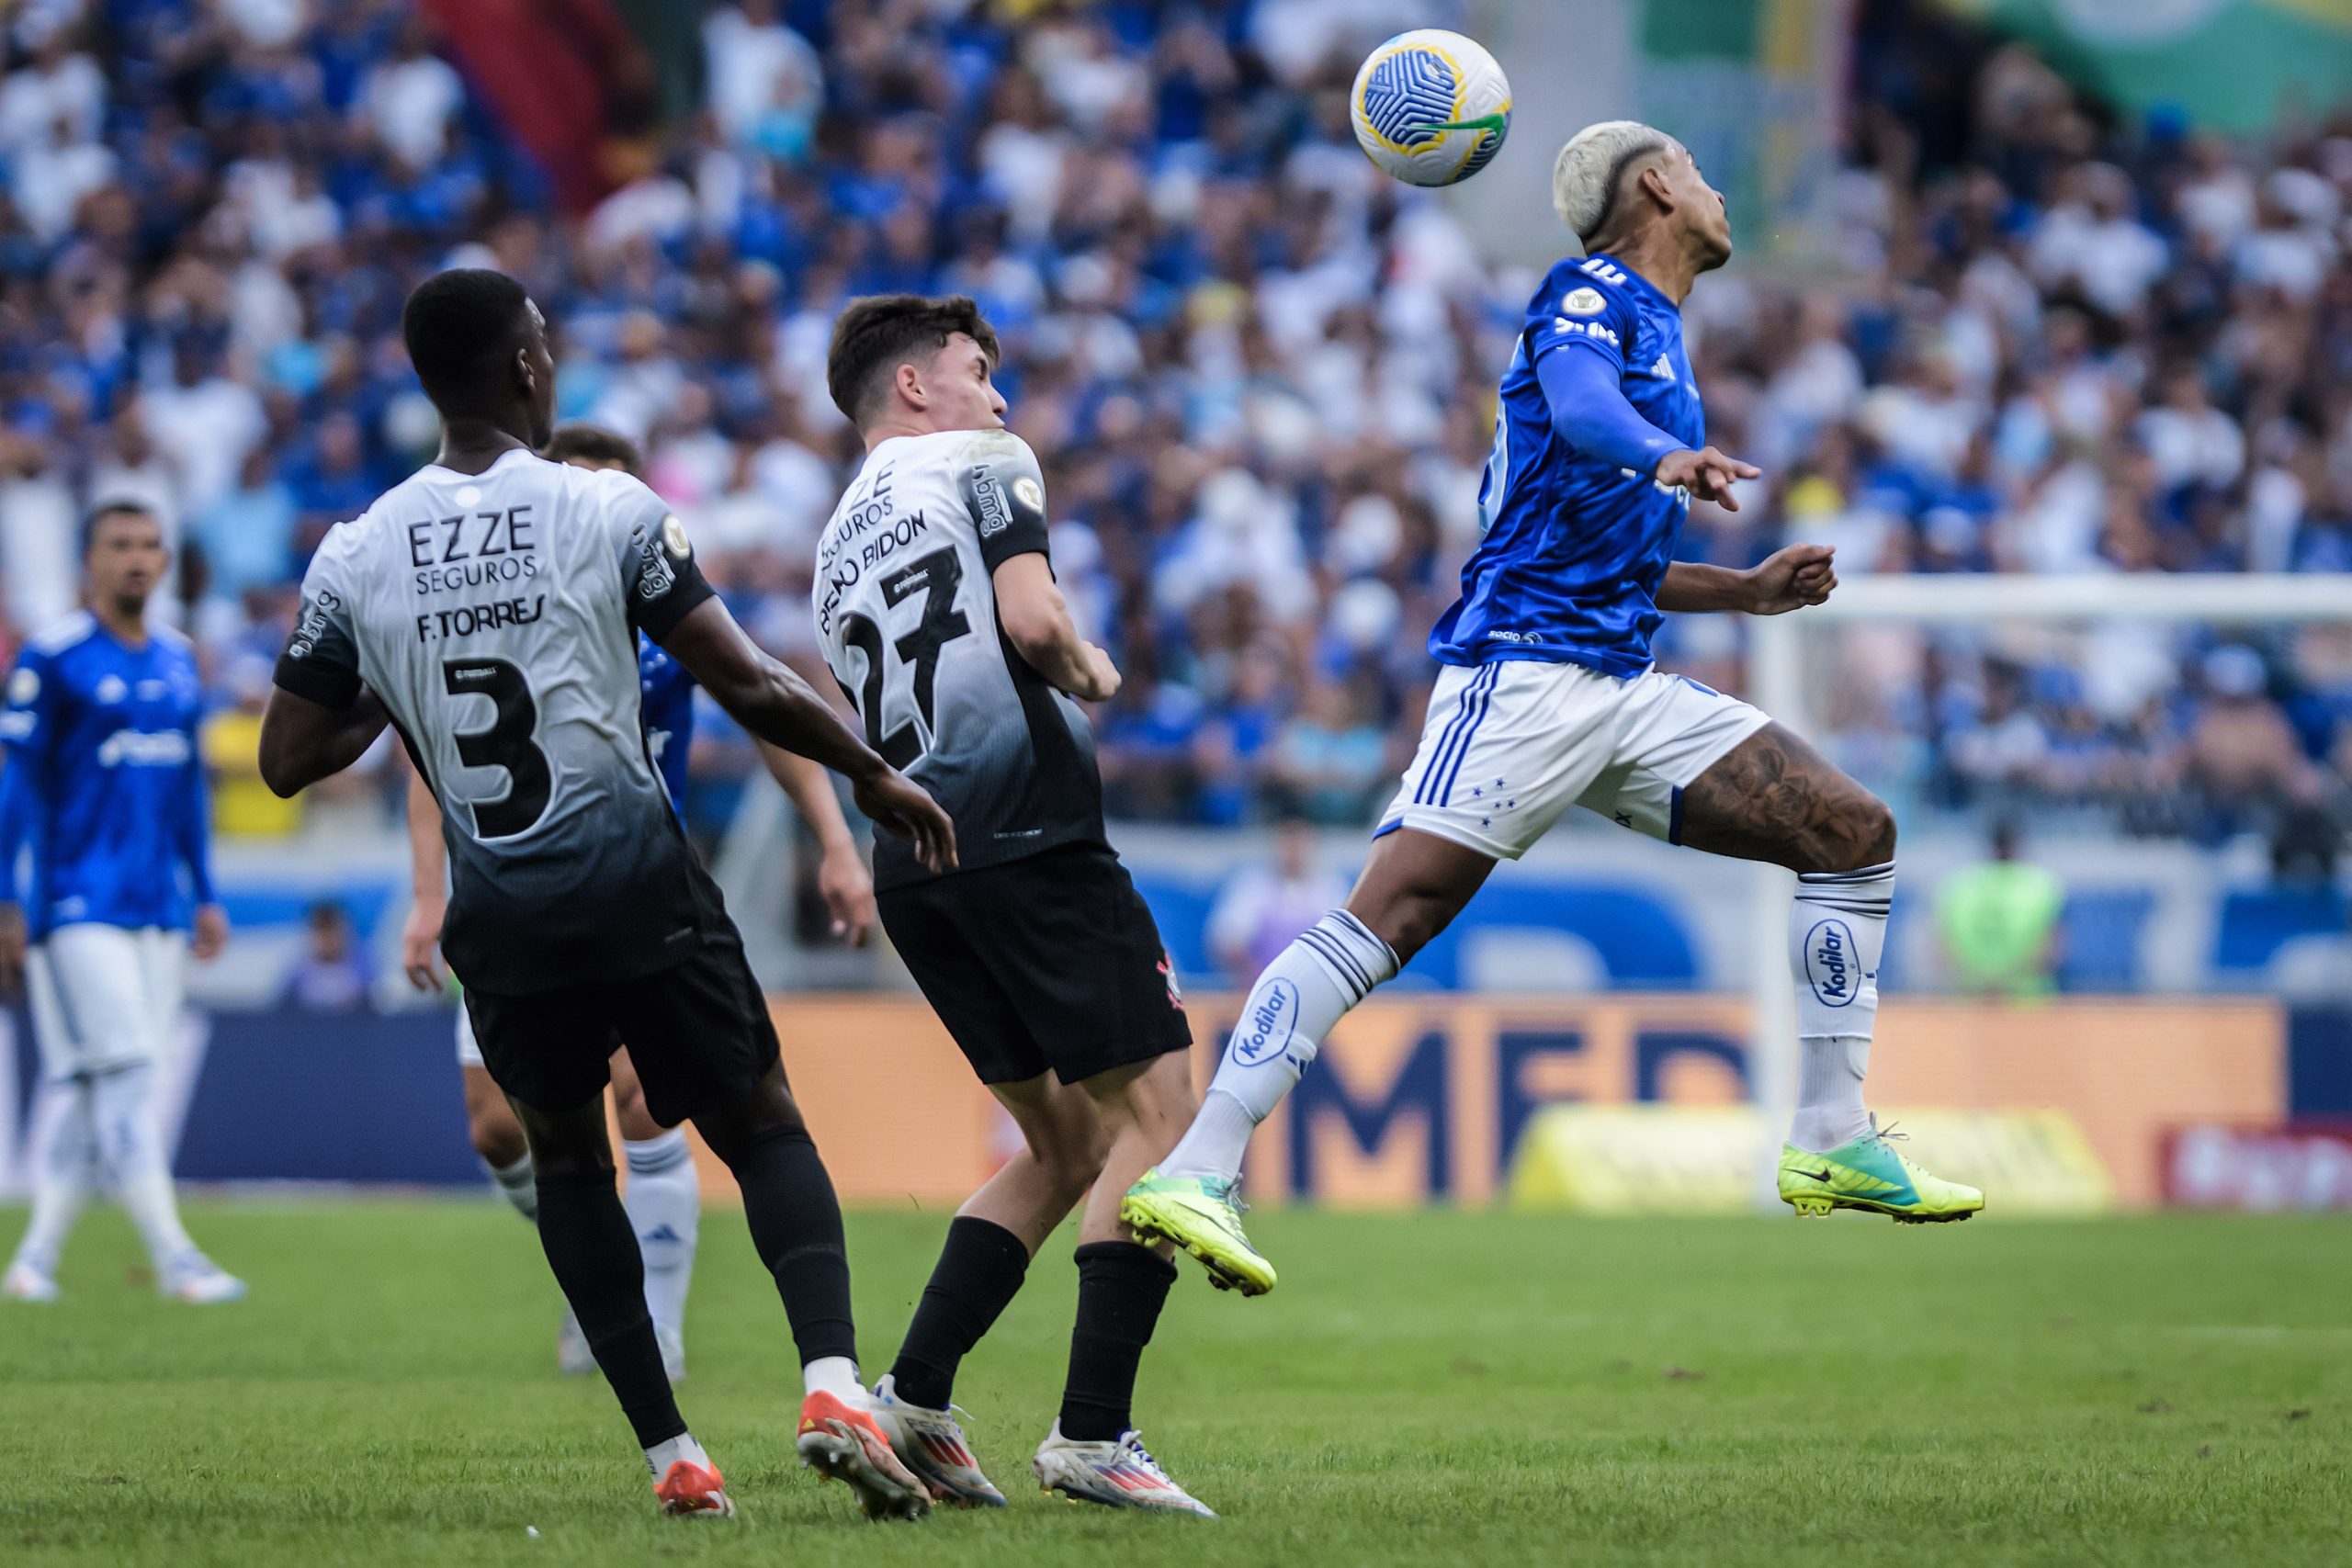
left=688, top=995, right=2283, bottom=1212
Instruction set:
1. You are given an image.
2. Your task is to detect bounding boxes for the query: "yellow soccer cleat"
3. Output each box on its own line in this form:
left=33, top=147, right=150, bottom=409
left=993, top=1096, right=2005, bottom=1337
left=1119, top=1169, right=1276, bottom=1295
left=1779, top=1120, right=1984, bottom=1224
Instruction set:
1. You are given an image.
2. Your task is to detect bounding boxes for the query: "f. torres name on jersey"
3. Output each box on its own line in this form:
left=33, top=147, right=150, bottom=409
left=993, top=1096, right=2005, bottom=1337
left=273, top=448, right=723, bottom=994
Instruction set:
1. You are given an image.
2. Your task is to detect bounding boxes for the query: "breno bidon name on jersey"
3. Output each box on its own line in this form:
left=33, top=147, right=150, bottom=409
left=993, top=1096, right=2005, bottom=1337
left=814, top=461, right=935, bottom=640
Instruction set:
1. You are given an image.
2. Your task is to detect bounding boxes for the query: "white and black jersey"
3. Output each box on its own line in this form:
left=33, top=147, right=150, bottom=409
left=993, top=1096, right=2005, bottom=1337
left=274, top=448, right=721, bottom=995
left=813, top=429, right=1104, bottom=890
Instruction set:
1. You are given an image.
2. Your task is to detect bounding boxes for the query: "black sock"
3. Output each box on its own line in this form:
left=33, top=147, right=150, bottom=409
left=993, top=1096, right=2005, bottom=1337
left=1058, top=1240, right=1177, bottom=1443
left=890, top=1216, right=1032, bottom=1409
left=729, top=1125, right=859, bottom=1367
left=534, top=1168, right=685, bottom=1450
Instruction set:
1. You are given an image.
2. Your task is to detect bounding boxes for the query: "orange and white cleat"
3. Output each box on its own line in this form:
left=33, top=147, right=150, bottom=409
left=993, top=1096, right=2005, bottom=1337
left=653, top=1459, right=736, bottom=1519
left=797, top=1389, right=932, bottom=1520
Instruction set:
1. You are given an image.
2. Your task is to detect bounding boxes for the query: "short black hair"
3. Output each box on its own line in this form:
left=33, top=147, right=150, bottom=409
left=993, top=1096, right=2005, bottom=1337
left=401, top=269, right=533, bottom=409
left=826, top=294, right=1000, bottom=426
left=81, top=500, right=160, bottom=555
left=542, top=424, right=643, bottom=475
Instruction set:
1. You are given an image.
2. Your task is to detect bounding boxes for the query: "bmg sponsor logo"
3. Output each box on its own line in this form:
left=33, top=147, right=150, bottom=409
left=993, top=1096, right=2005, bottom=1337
left=1804, top=918, right=1856, bottom=1008
left=1228, top=978, right=1299, bottom=1066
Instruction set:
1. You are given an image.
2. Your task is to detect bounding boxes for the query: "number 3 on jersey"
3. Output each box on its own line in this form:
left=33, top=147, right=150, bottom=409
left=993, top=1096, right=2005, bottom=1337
left=443, top=657, right=553, bottom=839
left=840, top=549, right=971, bottom=769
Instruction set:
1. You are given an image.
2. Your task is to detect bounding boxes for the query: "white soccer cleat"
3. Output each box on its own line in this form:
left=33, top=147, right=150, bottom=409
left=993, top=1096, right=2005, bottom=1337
left=4, top=1260, right=59, bottom=1302
left=160, top=1253, right=245, bottom=1304
left=1033, top=1423, right=1216, bottom=1517
left=868, top=1373, right=1005, bottom=1508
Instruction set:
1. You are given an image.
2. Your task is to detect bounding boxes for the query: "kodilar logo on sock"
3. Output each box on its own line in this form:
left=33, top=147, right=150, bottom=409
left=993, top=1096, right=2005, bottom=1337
left=1229, top=978, right=1300, bottom=1066
left=1805, top=918, right=1858, bottom=1008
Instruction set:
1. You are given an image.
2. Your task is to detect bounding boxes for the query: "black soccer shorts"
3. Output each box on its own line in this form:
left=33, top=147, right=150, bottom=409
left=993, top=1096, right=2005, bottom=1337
left=878, top=841, right=1193, bottom=1087
left=463, top=923, right=782, bottom=1127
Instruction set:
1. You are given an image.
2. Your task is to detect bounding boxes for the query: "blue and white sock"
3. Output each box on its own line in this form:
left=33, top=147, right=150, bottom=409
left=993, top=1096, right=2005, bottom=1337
left=1160, top=910, right=1399, bottom=1185
left=1789, top=861, right=1894, bottom=1153
left=624, top=1129, right=699, bottom=1347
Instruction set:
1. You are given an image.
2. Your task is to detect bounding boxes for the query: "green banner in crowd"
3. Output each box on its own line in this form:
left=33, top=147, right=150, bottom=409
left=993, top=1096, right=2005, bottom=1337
left=1940, top=0, right=2352, bottom=133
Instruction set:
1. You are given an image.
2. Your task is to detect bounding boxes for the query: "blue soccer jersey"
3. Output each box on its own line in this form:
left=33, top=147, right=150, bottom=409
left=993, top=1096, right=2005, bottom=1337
left=638, top=633, right=695, bottom=815
left=0, top=613, right=216, bottom=940
left=1430, top=254, right=1705, bottom=677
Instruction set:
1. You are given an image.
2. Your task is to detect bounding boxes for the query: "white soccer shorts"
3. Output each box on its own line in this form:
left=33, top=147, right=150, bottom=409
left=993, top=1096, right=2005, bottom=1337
left=455, top=1001, right=483, bottom=1068
left=1376, top=660, right=1770, bottom=860
left=27, top=923, right=189, bottom=1083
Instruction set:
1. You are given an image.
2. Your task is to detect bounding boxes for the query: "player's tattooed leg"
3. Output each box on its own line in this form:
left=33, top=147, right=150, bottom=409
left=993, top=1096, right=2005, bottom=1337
left=1676, top=723, right=1895, bottom=874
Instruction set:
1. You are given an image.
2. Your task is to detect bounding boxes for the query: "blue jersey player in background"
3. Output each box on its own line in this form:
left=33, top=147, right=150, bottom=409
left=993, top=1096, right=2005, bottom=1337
left=1125, top=121, right=1985, bottom=1296
left=1, top=502, right=245, bottom=1305
left=400, top=424, right=878, bottom=1382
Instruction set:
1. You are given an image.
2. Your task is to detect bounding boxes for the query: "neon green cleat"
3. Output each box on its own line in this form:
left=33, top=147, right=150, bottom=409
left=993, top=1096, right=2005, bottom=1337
left=1779, top=1121, right=1984, bottom=1224
left=1119, top=1169, right=1276, bottom=1296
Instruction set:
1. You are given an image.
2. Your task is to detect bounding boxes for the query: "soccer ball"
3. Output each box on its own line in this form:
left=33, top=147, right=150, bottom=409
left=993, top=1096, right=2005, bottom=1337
left=1350, top=29, right=1512, bottom=188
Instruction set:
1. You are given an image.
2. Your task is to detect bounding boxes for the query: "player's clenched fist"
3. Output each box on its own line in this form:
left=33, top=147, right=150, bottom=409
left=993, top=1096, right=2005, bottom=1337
left=1073, top=642, right=1122, bottom=705
left=1744, top=543, right=1838, bottom=615
left=1655, top=446, right=1761, bottom=511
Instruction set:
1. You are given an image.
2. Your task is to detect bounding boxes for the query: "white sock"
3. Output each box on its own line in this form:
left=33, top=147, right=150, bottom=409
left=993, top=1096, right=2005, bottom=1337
left=88, top=1064, right=197, bottom=1269
left=12, top=1084, right=96, bottom=1277
left=484, top=1152, right=537, bottom=1223
left=623, top=1130, right=699, bottom=1344
left=644, top=1431, right=711, bottom=1477
left=803, top=1354, right=864, bottom=1404
left=1788, top=861, right=1894, bottom=1153
left=1160, top=910, right=1398, bottom=1184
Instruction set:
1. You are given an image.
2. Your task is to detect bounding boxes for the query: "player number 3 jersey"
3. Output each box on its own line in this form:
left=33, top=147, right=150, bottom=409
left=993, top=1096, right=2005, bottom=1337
left=814, top=428, right=1104, bottom=890
left=273, top=448, right=721, bottom=994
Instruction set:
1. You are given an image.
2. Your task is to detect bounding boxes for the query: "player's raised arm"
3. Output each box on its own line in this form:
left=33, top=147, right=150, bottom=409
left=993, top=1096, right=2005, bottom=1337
left=994, top=555, right=1120, bottom=703
left=1658, top=545, right=1838, bottom=616
left=1529, top=274, right=1758, bottom=510
left=964, top=432, right=1119, bottom=702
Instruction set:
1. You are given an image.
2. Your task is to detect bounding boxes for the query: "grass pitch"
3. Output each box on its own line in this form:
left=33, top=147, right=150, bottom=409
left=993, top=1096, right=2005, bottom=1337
left=1, top=1200, right=2346, bottom=1566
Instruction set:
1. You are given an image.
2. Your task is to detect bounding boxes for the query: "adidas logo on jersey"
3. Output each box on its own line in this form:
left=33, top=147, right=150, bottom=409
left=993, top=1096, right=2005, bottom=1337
left=1649, top=355, right=1676, bottom=380
left=1578, top=256, right=1628, bottom=287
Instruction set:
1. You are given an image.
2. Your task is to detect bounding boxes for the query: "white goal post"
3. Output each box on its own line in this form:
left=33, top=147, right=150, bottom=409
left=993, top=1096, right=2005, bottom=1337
left=1743, top=572, right=2352, bottom=1176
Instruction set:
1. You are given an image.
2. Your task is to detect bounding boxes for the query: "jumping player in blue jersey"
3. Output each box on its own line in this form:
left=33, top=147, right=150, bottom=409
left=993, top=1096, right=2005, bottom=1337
left=1126, top=121, right=1984, bottom=1293
left=401, top=424, right=878, bottom=1382
left=0, top=502, right=245, bottom=1305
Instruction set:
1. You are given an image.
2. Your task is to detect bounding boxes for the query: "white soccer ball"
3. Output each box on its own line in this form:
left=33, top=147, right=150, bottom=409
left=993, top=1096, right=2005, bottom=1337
left=1350, top=29, right=1512, bottom=188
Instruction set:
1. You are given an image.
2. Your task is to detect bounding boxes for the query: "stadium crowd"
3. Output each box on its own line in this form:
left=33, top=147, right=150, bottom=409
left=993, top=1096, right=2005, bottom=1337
left=0, top=0, right=2345, bottom=863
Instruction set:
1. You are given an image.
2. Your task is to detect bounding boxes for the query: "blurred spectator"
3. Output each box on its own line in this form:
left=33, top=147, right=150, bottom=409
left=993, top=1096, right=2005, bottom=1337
left=0, top=0, right=2340, bottom=850
left=1205, top=816, right=1349, bottom=983
left=1934, top=818, right=2064, bottom=998
left=278, top=900, right=374, bottom=1013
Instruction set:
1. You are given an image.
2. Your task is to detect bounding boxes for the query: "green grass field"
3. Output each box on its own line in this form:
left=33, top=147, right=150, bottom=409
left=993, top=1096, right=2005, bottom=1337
left=2, top=1200, right=2347, bottom=1566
